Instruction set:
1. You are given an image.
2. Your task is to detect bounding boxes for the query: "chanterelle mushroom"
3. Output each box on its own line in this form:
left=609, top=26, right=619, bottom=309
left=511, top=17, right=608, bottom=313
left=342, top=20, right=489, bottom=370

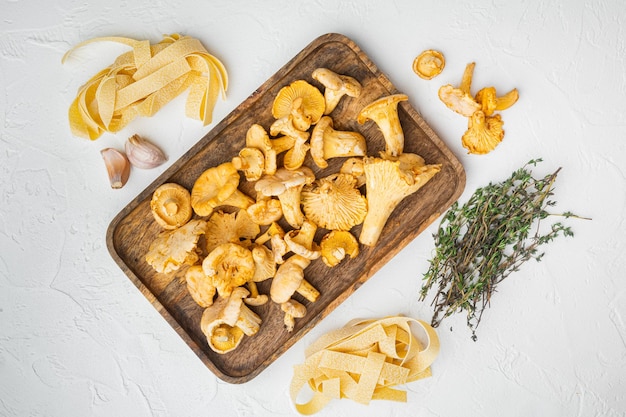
left=281, top=299, right=307, bottom=332
left=204, top=209, right=260, bottom=254
left=301, top=173, right=367, bottom=231
left=246, top=194, right=283, bottom=226
left=310, top=116, right=367, bottom=169
left=200, top=286, right=262, bottom=354
left=232, top=147, right=265, bottom=182
left=357, top=94, right=408, bottom=157
left=461, top=110, right=505, bottom=155
left=255, top=167, right=315, bottom=229
left=340, top=157, right=366, bottom=188
left=283, top=219, right=321, bottom=260
left=412, top=49, right=445, bottom=80
left=150, top=183, right=193, bottom=230
left=191, top=161, right=254, bottom=217
left=245, top=124, right=277, bottom=175
left=320, top=230, right=360, bottom=267
left=475, top=86, right=519, bottom=117
left=270, top=254, right=319, bottom=304
left=359, top=156, right=441, bottom=246
left=245, top=244, right=276, bottom=306
left=145, top=219, right=207, bottom=274
left=311, top=68, right=362, bottom=115
left=272, top=79, right=325, bottom=131
left=271, top=255, right=319, bottom=331
left=202, top=242, right=255, bottom=297
left=185, top=265, right=216, bottom=307
left=270, top=117, right=310, bottom=170
left=438, top=84, right=481, bottom=117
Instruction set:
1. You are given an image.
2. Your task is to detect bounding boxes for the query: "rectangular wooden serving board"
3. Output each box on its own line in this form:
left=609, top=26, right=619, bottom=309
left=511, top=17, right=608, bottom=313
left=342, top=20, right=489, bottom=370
left=106, top=33, right=465, bottom=383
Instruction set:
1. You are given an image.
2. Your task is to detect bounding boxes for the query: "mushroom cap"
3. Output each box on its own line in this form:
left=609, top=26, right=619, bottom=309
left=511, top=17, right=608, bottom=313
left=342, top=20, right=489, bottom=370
left=283, top=138, right=311, bottom=170
left=205, top=209, right=261, bottom=253
left=412, top=49, right=445, bottom=80
left=246, top=196, right=283, bottom=226
left=202, top=242, right=255, bottom=297
left=357, top=94, right=408, bottom=124
left=311, top=68, right=362, bottom=115
left=145, top=219, right=207, bottom=274
left=284, top=219, right=321, bottom=260
left=200, top=287, right=253, bottom=354
left=340, top=157, right=366, bottom=188
left=185, top=265, right=216, bottom=307
left=281, top=299, right=307, bottom=318
left=191, top=162, right=241, bottom=216
left=150, top=182, right=193, bottom=230
left=270, top=255, right=310, bottom=304
left=246, top=124, right=277, bottom=175
left=255, top=167, right=315, bottom=197
left=474, top=86, right=498, bottom=117
left=232, top=147, right=265, bottom=181
left=461, top=110, right=505, bottom=155
left=475, top=86, right=519, bottom=116
left=310, top=116, right=333, bottom=168
left=301, top=173, right=367, bottom=231
left=202, top=315, right=245, bottom=354
left=438, top=84, right=480, bottom=117
left=251, top=244, right=276, bottom=282
left=272, top=80, right=325, bottom=128
left=320, top=230, right=360, bottom=267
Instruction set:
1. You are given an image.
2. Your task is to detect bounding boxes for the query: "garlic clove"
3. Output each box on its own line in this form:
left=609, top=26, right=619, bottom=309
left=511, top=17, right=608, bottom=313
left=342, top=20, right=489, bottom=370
left=124, top=134, right=167, bottom=169
left=101, top=148, right=131, bottom=189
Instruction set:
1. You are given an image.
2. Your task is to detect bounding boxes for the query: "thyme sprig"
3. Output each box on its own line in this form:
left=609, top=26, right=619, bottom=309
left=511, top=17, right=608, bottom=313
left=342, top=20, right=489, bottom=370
left=419, top=159, right=587, bottom=341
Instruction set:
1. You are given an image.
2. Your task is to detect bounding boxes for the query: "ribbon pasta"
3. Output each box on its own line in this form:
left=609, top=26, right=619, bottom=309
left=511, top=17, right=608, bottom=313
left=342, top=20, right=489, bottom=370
left=290, top=316, right=440, bottom=414
left=62, top=34, right=228, bottom=140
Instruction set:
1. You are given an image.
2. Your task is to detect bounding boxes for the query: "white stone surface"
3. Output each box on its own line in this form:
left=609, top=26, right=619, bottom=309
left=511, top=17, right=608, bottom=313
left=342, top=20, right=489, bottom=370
left=1, top=0, right=625, bottom=416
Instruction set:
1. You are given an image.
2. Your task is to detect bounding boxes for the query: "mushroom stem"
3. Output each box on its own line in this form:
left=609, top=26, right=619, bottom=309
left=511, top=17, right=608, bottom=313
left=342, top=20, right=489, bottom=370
left=296, top=279, right=320, bottom=302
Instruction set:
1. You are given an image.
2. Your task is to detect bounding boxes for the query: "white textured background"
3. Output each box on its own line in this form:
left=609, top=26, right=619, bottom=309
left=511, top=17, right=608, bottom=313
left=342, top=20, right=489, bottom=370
left=2, top=0, right=625, bottom=416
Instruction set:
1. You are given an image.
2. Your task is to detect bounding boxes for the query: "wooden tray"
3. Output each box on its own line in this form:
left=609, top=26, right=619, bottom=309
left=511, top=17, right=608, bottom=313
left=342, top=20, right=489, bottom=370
left=106, top=33, right=465, bottom=383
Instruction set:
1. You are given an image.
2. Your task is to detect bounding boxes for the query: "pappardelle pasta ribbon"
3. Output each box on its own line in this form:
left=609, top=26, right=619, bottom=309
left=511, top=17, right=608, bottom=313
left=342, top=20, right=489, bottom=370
left=289, top=316, right=440, bottom=414
left=63, top=34, right=228, bottom=140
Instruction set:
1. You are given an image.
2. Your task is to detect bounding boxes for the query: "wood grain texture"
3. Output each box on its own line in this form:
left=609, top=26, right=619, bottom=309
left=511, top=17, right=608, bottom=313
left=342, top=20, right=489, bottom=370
left=105, top=33, right=465, bottom=383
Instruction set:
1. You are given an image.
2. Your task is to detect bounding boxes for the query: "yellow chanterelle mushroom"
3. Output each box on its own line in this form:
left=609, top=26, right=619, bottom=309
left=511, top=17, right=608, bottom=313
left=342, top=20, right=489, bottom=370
left=272, top=79, right=325, bottom=131
left=204, top=209, right=260, bottom=254
left=310, top=116, right=367, bottom=169
left=191, top=161, right=253, bottom=217
left=357, top=94, right=408, bottom=157
left=311, top=68, right=362, bottom=115
left=145, top=219, right=207, bottom=274
left=200, top=286, right=262, bottom=354
left=202, top=242, right=255, bottom=297
left=270, top=254, right=319, bottom=332
left=185, top=265, right=216, bottom=308
left=150, top=183, right=193, bottom=230
left=320, top=230, right=360, bottom=267
left=359, top=156, right=441, bottom=247
left=461, top=110, right=505, bottom=155
left=301, top=173, right=367, bottom=231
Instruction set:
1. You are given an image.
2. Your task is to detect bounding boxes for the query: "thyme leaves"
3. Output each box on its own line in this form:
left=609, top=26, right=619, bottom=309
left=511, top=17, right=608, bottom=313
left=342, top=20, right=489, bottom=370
left=419, top=159, right=587, bottom=340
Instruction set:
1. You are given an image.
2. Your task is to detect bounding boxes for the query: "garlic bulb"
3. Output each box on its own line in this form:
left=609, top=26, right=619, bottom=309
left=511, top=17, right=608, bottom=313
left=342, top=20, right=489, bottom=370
left=125, top=134, right=167, bottom=169
left=101, top=148, right=131, bottom=189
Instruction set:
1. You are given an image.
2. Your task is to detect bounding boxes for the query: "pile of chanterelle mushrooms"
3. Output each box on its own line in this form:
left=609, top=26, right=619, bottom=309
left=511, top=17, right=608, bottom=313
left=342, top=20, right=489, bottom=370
left=144, top=67, right=441, bottom=354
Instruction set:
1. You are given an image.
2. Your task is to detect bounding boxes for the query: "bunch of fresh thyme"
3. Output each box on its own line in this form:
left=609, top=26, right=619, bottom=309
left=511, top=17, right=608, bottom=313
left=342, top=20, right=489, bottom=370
left=419, top=159, right=585, bottom=341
